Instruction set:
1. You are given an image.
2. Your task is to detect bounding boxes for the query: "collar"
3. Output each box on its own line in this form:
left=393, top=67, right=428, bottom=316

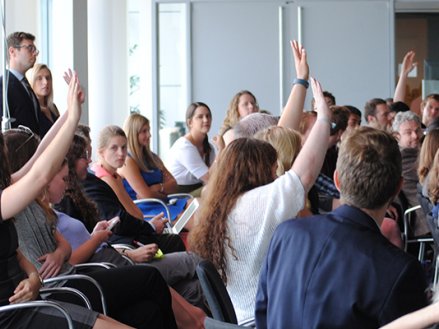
left=9, top=68, right=24, bottom=81
left=331, top=205, right=382, bottom=233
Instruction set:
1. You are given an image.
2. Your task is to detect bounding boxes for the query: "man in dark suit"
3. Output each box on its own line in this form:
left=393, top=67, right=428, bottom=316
left=0, top=32, right=42, bottom=136
left=255, top=127, right=428, bottom=329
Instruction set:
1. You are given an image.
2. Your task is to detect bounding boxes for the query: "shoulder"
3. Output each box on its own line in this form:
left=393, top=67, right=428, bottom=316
left=91, top=163, right=113, bottom=179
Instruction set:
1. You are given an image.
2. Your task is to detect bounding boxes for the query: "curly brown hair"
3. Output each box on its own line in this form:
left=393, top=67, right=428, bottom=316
left=188, top=138, right=277, bottom=283
left=65, top=135, right=99, bottom=230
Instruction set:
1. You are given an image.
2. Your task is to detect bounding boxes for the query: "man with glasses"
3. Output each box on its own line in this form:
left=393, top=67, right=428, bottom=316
left=0, top=32, right=45, bottom=137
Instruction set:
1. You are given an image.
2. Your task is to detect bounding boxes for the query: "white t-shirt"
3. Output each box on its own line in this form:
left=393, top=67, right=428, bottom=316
left=225, top=170, right=305, bottom=323
left=166, top=137, right=215, bottom=185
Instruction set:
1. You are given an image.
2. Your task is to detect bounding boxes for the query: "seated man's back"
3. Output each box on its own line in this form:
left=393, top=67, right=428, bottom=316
left=256, top=127, right=428, bottom=329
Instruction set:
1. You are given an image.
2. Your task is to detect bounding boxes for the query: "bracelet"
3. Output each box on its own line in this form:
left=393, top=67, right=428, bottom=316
left=160, top=183, right=164, bottom=193
left=293, top=78, right=309, bottom=89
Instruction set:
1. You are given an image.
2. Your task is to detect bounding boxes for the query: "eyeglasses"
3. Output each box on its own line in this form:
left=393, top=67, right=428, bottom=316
left=16, top=125, right=35, bottom=152
left=15, top=44, right=39, bottom=55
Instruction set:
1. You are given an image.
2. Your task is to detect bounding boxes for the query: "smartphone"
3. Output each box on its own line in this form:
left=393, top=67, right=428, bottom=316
left=107, top=217, right=120, bottom=231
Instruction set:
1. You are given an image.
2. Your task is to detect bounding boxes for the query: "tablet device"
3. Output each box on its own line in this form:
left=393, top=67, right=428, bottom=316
left=164, top=198, right=199, bottom=234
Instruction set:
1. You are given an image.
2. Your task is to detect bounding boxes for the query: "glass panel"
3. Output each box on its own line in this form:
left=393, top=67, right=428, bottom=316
left=128, top=0, right=153, bottom=122
left=395, top=13, right=439, bottom=114
left=157, top=3, right=188, bottom=159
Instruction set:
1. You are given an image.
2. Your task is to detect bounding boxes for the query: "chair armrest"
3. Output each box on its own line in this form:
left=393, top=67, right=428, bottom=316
left=74, top=262, right=116, bottom=271
left=0, top=300, right=74, bottom=329
left=43, top=274, right=108, bottom=315
left=40, top=286, right=92, bottom=310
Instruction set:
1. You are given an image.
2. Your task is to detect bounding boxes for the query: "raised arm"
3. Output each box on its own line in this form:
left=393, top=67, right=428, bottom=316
left=394, top=51, right=417, bottom=103
left=2, top=72, right=82, bottom=219
left=12, top=112, right=67, bottom=182
left=290, top=77, right=331, bottom=193
left=277, top=40, right=309, bottom=130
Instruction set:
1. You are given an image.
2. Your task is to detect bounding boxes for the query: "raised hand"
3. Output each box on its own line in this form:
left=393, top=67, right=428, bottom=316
left=291, top=40, right=309, bottom=80
left=66, top=70, right=84, bottom=122
left=401, top=51, right=417, bottom=77
left=310, top=77, right=331, bottom=119
left=65, top=69, right=85, bottom=105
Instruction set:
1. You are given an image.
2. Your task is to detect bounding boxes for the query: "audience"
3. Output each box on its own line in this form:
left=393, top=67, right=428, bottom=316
left=0, top=32, right=48, bottom=137
left=365, top=97, right=391, bottom=131
left=255, top=127, right=428, bottom=328
left=421, top=94, right=439, bottom=129
left=118, top=113, right=187, bottom=220
left=0, top=71, right=132, bottom=329
left=189, top=76, right=331, bottom=323
left=344, top=105, right=361, bottom=134
left=217, top=90, right=259, bottom=146
left=166, top=102, right=215, bottom=196
left=27, top=63, right=60, bottom=134
left=57, top=130, right=185, bottom=253
left=392, top=111, right=429, bottom=236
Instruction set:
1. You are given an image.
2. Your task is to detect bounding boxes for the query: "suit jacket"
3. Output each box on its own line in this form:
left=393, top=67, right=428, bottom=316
left=0, top=71, right=41, bottom=136
left=255, top=205, right=428, bottom=329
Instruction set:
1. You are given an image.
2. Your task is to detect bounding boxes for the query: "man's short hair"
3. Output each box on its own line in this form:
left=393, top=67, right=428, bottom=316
left=7, top=32, right=35, bottom=48
left=392, top=111, right=421, bottom=133
left=337, top=127, right=401, bottom=209
left=345, top=105, right=362, bottom=121
left=330, top=106, right=349, bottom=136
left=233, top=113, right=278, bottom=139
left=390, top=101, right=410, bottom=114
left=364, top=98, right=386, bottom=122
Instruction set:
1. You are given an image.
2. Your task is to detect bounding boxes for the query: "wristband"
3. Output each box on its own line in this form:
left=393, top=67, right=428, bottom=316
left=293, top=78, right=309, bottom=89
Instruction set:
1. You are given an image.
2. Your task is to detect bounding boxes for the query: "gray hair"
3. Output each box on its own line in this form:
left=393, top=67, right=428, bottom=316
left=392, top=111, right=421, bottom=133
left=233, top=113, right=279, bottom=139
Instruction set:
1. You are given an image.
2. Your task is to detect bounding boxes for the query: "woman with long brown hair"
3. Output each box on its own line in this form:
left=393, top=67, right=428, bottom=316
left=189, top=77, right=331, bottom=323
left=166, top=102, right=215, bottom=196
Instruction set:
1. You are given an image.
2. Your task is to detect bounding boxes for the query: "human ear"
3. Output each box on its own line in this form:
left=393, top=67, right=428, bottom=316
left=333, top=170, right=341, bottom=192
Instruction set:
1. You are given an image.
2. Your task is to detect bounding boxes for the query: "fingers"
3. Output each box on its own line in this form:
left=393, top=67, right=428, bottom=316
left=152, top=212, right=164, bottom=221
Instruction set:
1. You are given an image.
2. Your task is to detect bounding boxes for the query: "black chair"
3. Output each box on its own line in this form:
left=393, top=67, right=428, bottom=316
left=196, top=260, right=238, bottom=324
left=196, top=260, right=255, bottom=326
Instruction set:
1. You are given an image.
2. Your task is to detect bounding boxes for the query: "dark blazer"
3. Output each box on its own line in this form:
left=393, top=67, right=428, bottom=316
left=256, top=205, right=428, bottom=329
left=56, top=172, right=186, bottom=253
left=0, top=71, right=41, bottom=136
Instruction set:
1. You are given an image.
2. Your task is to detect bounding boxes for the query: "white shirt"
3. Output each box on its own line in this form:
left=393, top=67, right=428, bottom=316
left=166, top=137, right=215, bottom=185
left=225, top=171, right=305, bottom=323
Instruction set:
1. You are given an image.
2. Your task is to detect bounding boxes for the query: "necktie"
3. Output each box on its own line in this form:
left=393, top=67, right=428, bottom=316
left=21, top=77, right=39, bottom=122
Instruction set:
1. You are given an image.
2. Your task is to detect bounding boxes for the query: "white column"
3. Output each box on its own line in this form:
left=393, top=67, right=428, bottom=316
left=88, top=0, right=128, bottom=152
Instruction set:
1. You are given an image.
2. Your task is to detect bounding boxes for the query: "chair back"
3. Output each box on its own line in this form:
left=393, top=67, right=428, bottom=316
left=196, top=260, right=238, bottom=324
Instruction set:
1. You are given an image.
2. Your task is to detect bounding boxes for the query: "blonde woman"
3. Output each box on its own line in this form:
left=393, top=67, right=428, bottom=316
left=118, top=113, right=186, bottom=220
left=254, top=126, right=302, bottom=177
left=28, top=64, right=60, bottom=136
left=218, top=90, right=259, bottom=145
